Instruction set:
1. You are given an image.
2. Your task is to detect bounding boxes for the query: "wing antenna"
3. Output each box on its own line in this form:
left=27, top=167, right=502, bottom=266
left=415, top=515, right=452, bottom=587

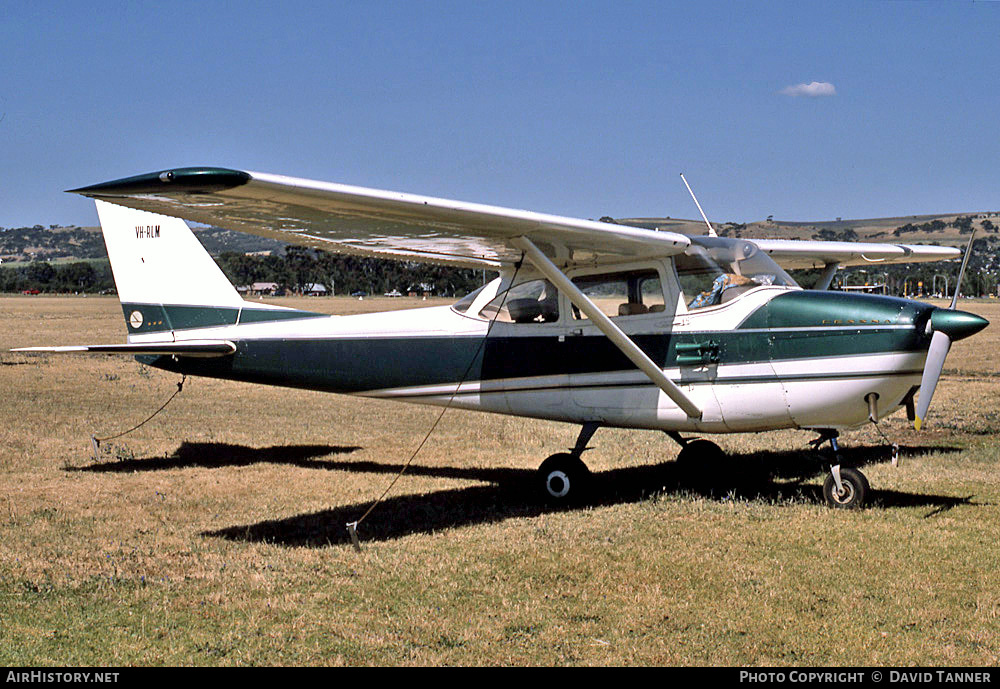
left=680, top=173, right=717, bottom=237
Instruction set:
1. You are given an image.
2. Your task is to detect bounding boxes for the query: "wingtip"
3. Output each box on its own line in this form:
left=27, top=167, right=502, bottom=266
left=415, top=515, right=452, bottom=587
left=65, top=167, right=251, bottom=197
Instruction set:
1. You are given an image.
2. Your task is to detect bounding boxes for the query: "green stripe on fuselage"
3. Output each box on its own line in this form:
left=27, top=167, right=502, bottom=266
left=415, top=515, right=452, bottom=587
left=142, top=328, right=926, bottom=395
left=121, top=303, right=327, bottom=334
left=139, top=290, right=933, bottom=393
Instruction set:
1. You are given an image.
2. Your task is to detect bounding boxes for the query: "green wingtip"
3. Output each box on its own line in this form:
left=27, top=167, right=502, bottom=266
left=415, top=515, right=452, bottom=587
left=67, top=167, right=251, bottom=196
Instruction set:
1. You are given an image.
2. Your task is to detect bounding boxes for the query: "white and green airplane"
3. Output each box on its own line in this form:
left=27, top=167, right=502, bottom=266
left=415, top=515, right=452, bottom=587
left=17, top=168, right=989, bottom=509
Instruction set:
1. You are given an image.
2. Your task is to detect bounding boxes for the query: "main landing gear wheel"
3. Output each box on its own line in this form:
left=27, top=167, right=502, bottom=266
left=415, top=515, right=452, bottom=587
left=538, top=453, right=591, bottom=504
left=675, top=439, right=732, bottom=488
left=675, top=438, right=726, bottom=467
left=823, top=466, right=870, bottom=509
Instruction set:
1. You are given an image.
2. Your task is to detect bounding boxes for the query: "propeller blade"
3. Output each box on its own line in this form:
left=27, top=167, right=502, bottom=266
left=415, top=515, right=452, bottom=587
left=914, top=228, right=987, bottom=431
left=913, top=330, right=952, bottom=430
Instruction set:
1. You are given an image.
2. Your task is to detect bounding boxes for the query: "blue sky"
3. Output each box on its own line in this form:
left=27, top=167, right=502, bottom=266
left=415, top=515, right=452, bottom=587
left=2, top=1, right=998, bottom=228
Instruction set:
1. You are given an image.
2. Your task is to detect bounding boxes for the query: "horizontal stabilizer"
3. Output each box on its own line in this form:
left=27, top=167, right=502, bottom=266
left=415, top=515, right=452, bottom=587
left=12, top=340, right=237, bottom=358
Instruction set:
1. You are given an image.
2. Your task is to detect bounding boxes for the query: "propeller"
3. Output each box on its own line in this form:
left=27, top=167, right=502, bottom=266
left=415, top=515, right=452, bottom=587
left=913, top=330, right=951, bottom=430
left=913, top=230, right=988, bottom=430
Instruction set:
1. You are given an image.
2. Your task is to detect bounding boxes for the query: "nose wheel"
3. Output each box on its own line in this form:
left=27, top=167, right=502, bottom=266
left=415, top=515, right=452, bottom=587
left=823, top=466, right=870, bottom=509
left=812, top=431, right=871, bottom=509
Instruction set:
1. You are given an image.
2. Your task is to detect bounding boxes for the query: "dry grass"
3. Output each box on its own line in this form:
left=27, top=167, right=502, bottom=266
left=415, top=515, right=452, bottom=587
left=1, top=295, right=998, bottom=666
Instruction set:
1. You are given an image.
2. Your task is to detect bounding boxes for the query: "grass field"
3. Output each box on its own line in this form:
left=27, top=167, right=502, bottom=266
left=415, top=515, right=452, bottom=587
left=1, top=294, right=998, bottom=666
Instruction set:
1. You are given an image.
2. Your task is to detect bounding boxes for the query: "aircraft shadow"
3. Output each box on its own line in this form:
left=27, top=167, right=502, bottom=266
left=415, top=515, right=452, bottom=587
left=205, top=443, right=973, bottom=548
left=67, top=442, right=362, bottom=473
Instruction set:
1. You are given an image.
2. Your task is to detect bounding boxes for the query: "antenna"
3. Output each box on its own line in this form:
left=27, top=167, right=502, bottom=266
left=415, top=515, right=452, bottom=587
left=680, top=173, right=717, bottom=237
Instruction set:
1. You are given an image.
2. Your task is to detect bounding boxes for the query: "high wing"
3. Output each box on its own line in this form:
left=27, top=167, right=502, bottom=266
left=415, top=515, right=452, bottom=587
left=749, top=238, right=960, bottom=269
left=69, top=167, right=691, bottom=268
left=69, top=166, right=961, bottom=271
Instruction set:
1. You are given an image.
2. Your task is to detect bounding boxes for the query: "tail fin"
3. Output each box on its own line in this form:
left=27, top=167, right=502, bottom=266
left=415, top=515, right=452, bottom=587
left=96, top=200, right=245, bottom=338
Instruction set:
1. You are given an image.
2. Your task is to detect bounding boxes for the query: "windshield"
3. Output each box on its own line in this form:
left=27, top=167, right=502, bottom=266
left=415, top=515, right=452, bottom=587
left=452, top=282, right=492, bottom=315
left=452, top=277, right=561, bottom=323
left=676, top=236, right=798, bottom=310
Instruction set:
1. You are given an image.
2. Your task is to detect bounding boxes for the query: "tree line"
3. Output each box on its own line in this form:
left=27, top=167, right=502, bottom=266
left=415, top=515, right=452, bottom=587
left=215, top=246, right=493, bottom=296
left=0, top=260, right=113, bottom=293
left=0, top=247, right=493, bottom=297
left=2, top=226, right=996, bottom=298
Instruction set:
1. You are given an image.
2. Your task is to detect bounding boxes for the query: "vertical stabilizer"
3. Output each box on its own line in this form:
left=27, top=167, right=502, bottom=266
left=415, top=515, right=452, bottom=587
left=95, top=200, right=245, bottom=339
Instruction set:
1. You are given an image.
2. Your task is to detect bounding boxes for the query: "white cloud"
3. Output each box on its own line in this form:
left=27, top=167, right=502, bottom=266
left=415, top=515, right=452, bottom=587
left=780, top=81, right=837, bottom=97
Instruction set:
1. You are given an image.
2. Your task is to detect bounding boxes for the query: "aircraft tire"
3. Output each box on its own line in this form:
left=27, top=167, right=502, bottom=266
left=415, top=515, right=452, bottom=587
left=538, top=453, right=591, bottom=504
left=822, top=467, right=870, bottom=509
left=676, top=438, right=726, bottom=466
left=675, top=439, right=727, bottom=488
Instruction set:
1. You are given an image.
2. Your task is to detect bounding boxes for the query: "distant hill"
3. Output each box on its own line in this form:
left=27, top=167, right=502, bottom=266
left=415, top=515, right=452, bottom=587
left=3, top=212, right=998, bottom=296
left=0, top=225, right=285, bottom=264
left=5, top=212, right=996, bottom=265
left=615, top=211, right=1000, bottom=248
left=612, top=212, right=1000, bottom=294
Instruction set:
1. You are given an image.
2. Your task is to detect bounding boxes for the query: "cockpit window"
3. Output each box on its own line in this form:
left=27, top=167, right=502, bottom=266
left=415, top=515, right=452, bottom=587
left=478, top=279, right=559, bottom=323
left=676, top=237, right=798, bottom=310
left=570, top=269, right=665, bottom=319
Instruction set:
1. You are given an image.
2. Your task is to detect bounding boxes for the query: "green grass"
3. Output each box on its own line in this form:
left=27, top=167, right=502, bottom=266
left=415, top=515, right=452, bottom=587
left=0, top=296, right=998, bottom=665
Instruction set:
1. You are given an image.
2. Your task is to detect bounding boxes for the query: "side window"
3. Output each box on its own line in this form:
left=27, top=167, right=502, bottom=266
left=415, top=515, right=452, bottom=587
left=570, top=269, right=665, bottom=320
left=478, top=279, right=559, bottom=323
left=639, top=274, right=666, bottom=313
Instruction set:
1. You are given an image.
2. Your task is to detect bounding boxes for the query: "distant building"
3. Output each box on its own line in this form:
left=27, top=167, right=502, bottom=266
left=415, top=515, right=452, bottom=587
left=248, top=282, right=279, bottom=295
left=303, top=283, right=328, bottom=296
left=406, top=282, right=435, bottom=297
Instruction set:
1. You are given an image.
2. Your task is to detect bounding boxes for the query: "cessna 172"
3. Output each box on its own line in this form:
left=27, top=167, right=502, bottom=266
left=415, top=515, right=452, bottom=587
left=16, top=167, right=989, bottom=509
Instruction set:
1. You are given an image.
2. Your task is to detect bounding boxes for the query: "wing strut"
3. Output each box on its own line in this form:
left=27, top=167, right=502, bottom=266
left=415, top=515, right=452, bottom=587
left=510, top=236, right=702, bottom=419
left=816, top=262, right=840, bottom=290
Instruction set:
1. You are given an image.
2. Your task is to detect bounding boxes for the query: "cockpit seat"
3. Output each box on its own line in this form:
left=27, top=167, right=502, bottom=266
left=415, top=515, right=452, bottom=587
left=508, top=298, right=544, bottom=323
left=618, top=303, right=649, bottom=316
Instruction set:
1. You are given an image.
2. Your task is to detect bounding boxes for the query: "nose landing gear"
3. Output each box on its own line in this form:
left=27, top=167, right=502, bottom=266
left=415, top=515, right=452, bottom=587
left=812, top=431, right=871, bottom=509
left=823, top=465, right=870, bottom=509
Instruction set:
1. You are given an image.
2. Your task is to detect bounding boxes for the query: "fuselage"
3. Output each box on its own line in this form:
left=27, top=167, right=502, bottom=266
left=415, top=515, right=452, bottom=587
left=134, top=282, right=956, bottom=434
